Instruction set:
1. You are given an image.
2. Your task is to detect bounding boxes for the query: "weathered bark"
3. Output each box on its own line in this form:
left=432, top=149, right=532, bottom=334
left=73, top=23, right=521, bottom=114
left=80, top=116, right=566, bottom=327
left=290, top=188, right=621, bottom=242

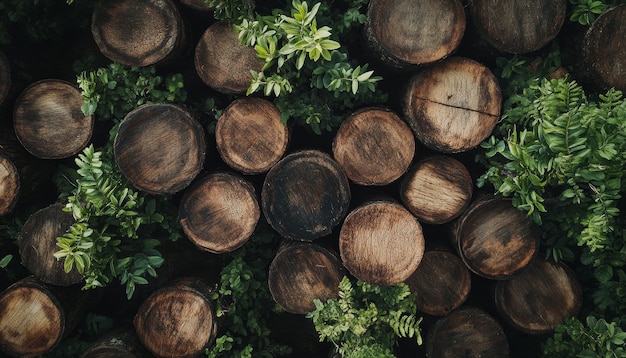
left=332, top=107, right=414, bottom=186
left=0, top=51, right=9, bottom=107
left=91, top=0, right=188, bottom=67
left=469, top=0, right=567, bottom=54
left=0, top=275, right=99, bottom=358
left=114, top=103, right=206, bottom=195
left=400, top=155, right=473, bottom=224
left=426, top=306, right=509, bottom=358
left=451, top=197, right=540, bottom=280
left=0, top=151, right=19, bottom=216
left=339, top=200, right=425, bottom=286
left=179, top=171, right=260, bottom=254
left=80, top=326, right=151, bottom=358
left=262, top=150, right=351, bottom=241
left=402, top=56, right=502, bottom=153
left=12, top=79, right=94, bottom=159
left=134, top=276, right=218, bottom=358
left=404, top=250, right=471, bottom=316
left=364, top=0, right=465, bottom=69
left=582, top=4, right=626, bottom=92
left=194, top=21, right=264, bottom=94
left=494, top=257, right=582, bottom=334
left=268, top=240, right=345, bottom=315
left=18, top=203, right=83, bottom=286
left=216, top=97, right=289, bottom=175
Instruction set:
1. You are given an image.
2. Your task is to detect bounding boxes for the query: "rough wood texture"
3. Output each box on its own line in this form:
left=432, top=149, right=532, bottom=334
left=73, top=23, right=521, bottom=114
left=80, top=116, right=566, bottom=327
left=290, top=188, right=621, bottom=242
left=339, top=200, right=425, bottom=286
left=194, top=21, right=263, bottom=94
left=494, top=258, right=582, bottom=334
left=451, top=197, right=540, bottom=280
left=179, top=172, right=260, bottom=254
left=179, top=0, right=213, bottom=12
left=0, top=151, right=19, bottom=216
left=364, top=0, right=465, bottom=68
left=134, top=277, right=217, bottom=358
left=403, top=56, right=501, bottom=153
left=332, top=107, right=415, bottom=186
left=216, top=98, right=289, bottom=175
left=13, top=79, right=94, bottom=159
left=18, top=203, right=83, bottom=286
left=469, top=0, right=567, bottom=54
left=268, top=241, right=345, bottom=314
left=426, top=307, right=509, bottom=358
left=91, top=0, right=187, bottom=66
left=404, top=250, right=471, bottom=316
left=582, top=4, right=626, bottom=92
left=400, top=155, right=472, bottom=224
left=80, top=327, right=151, bottom=358
left=114, top=103, right=205, bottom=195
left=262, top=150, right=351, bottom=241
left=0, top=51, right=9, bottom=107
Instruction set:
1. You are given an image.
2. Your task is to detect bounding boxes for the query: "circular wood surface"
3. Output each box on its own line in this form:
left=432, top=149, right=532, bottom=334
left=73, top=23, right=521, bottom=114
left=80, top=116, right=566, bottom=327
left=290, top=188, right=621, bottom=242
left=268, top=242, right=345, bottom=314
left=469, top=0, right=566, bottom=54
left=91, top=0, right=184, bottom=66
left=216, top=98, right=289, bottom=174
left=403, top=56, right=501, bottom=153
left=0, top=152, right=19, bottom=216
left=179, top=172, right=260, bottom=254
left=194, top=21, right=263, bottom=94
left=365, top=0, right=465, bottom=67
left=114, top=103, right=206, bottom=195
left=332, top=107, right=415, bottom=186
left=400, top=155, right=473, bottom=224
left=494, top=258, right=582, bottom=334
left=339, top=200, right=425, bottom=285
left=0, top=51, right=9, bottom=107
left=13, top=79, right=94, bottom=159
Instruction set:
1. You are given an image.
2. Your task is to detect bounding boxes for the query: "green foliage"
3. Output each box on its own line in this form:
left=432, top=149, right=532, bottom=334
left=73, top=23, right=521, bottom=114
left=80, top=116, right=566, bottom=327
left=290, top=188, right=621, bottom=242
left=568, top=0, right=626, bottom=25
left=306, top=276, right=423, bottom=358
left=203, top=0, right=255, bottom=22
left=542, top=316, right=626, bottom=357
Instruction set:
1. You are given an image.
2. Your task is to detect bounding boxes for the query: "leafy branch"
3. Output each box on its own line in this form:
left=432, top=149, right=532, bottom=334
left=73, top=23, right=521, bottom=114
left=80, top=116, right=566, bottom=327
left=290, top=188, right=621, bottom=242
left=542, top=316, right=626, bottom=357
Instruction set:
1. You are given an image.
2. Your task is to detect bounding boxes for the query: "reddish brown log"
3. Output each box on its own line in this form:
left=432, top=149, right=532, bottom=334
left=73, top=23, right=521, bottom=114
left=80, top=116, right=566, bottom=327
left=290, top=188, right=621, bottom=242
left=91, top=0, right=188, bottom=67
left=114, top=103, right=206, bottom=195
left=215, top=97, right=289, bottom=175
left=262, top=150, right=351, bottom=241
left=400, top=155, right=473, bottom=224
left=469, top=0, right=567, bottom=54
left=364, top=0, right=465, bottom=69
left=339, top=200, right=425, bottom=286
left=268, top=241, right=345, bottom=314
left=194, top=21, right=264, bottom=94
left=332, top=107, right=415, bottom=186
left=0, top=51, right=9, bottom=107
left=179, top=172, right=260, bottom=254
left=0, top=151, right=19, bottom=216
left=13, top=79, right=94, bottom=159
left=80, top=327, right=151, bottom=358
left=404, top=250, right=471, bottom=316
left=494, top=257, right=582, bottom=334
left=18, top=203, right=83, bottom=286
left=402, top=57, right=502, bottom=153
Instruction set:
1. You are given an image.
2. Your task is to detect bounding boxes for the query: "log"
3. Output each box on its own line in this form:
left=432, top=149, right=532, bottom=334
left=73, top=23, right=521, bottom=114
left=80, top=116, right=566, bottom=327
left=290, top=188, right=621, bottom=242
left=80, top=326, right=151, bottom=358
left=12, top=79, right=94, bottom=159
left=268, top=241, right=345, bottom=314
left=402, top=56, right=502, bottom=153
left=215, top=97, right=289, bottom=175
left=0, top=275, right=98, bottom=357
left=494, top=257, right=582, bottom=334
left=178, top=0, right=213, bottom=12
left=400, top=155, right=473, bottom=225
left=179, top=171, right=260, bottom=254
left=114, top=103, right=206, bottom=195
left=261, top=150, right=351, bottom=241
left=194, top=21, right=264, bottom=94
left=17, top=203, right=83, bottom=286
left=339, top=200, right=425, bottom=286
left=364, top=0, right=465, bottom=69
left=404, top=250, right=471, bottom=316
left=0, top=151, right=19, bottom=216
left=451, top=197, right=540, bottom=280
left=468, top=0, right=567, bottom=54
left=426, top=306, right=509, bottom=358
left=582, top=4, right=626, bottom=92
left=332, top=107, right=415, bottom=186
left=0, top=51, right=9, bottom=107
left=134, top=276, right=218, bottom=358
left=91, top=0, right=188, bottom=67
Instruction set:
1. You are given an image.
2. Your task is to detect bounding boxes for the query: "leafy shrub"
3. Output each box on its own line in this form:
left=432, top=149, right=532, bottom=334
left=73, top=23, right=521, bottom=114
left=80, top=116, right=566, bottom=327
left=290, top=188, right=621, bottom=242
left=543, top=316, right=626, bottom=357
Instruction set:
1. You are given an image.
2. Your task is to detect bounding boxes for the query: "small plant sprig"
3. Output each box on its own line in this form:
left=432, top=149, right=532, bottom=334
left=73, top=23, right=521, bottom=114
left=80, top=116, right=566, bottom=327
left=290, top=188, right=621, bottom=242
left=568, top=0, right=626, bottom=26
left=542, top=316, right=626, bottom=357
left=203, top=0, right=255, bottom=22
left=307, top=276, right=423, bottom=358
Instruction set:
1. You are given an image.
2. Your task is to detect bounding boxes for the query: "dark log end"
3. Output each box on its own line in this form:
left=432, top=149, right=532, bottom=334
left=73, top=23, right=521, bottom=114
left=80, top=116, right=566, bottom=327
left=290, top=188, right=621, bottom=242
left=0, top=152, right=20, bottom=216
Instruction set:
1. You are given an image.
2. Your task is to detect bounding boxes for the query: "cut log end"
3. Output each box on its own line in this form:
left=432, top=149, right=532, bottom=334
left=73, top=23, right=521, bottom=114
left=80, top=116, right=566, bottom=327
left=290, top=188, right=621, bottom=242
left=0, top=152, right=20, bottom=216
